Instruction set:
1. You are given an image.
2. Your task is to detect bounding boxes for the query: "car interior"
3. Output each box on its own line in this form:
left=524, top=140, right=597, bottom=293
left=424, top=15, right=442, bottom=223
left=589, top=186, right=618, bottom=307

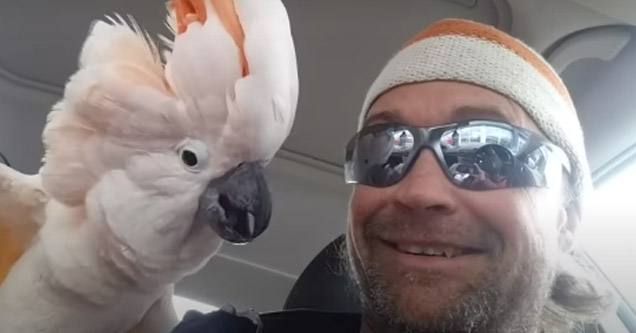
left=0, top=0, right=634, bottom=332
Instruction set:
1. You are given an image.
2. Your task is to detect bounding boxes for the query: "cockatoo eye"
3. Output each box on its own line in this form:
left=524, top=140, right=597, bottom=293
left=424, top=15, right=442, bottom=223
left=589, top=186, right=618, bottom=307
left=181, top=149, right=198, bottom=167
left=177, top=140, right=209, bottom=172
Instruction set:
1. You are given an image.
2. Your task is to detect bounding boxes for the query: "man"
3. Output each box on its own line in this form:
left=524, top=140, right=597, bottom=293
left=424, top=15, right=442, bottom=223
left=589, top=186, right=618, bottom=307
left=172, top=18, right=614, bottom=333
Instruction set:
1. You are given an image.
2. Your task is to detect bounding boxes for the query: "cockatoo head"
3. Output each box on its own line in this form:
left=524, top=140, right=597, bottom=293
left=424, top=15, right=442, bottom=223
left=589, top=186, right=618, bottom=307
left=40, top=0, right=297, bottom=280
left=159, top=0, right=299, bottom=245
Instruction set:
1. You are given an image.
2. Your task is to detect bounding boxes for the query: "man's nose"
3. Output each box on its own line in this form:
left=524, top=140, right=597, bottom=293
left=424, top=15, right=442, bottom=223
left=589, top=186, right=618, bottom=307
left=393, top=150, right=458, bottom=214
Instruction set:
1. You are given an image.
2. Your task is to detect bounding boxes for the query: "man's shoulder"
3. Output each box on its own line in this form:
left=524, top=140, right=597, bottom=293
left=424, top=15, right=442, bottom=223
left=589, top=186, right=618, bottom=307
left=171, top=308, right=361, bottom=333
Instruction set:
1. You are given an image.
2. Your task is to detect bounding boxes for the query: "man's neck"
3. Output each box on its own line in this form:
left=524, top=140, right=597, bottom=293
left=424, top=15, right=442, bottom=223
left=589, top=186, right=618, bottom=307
left=360, top=321, right=374, bottom=333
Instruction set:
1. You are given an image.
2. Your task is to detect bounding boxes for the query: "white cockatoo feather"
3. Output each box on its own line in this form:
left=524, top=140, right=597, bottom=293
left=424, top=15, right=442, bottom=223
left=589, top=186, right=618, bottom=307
left=222, top=0, right=298, bottom=163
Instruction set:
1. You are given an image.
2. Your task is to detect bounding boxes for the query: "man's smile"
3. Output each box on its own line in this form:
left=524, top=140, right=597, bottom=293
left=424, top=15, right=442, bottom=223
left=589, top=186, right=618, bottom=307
left=376, top=237, right=490, bottom=272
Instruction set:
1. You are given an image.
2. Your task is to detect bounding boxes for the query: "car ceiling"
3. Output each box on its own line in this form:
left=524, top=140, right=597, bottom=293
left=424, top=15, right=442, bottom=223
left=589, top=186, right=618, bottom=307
left=0, top=0, right=634, bottom=312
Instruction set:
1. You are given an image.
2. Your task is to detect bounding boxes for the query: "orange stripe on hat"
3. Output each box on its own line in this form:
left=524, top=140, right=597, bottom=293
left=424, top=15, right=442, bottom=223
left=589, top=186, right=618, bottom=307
left=404, top=19, right=573, bottom=106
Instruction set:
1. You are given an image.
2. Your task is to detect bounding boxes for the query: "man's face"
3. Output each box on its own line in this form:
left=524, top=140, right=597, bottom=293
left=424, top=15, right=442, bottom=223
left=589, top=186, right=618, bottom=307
left=348, top=81, right=568, bottom=333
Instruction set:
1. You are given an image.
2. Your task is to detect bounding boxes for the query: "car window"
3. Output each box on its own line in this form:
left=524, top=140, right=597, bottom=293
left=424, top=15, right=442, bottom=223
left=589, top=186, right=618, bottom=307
left=579, top=160, right=636, bottom=331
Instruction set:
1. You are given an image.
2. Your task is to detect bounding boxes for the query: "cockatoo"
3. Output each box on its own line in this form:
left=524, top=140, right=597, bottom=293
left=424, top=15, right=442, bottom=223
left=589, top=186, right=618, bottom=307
left=0, top=0, right=298, bottom=331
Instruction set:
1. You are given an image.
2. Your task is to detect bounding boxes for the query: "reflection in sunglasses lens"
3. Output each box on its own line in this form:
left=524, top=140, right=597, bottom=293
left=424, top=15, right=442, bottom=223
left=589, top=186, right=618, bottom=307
left=345, top=122, right=563, bottom=191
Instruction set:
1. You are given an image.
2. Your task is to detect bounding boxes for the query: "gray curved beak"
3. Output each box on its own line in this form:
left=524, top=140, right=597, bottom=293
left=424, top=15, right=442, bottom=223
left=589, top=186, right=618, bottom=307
left=196, top=162, right=272, bottom=244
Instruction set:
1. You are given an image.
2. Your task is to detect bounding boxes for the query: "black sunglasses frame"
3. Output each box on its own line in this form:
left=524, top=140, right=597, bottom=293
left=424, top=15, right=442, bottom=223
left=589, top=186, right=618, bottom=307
left=344, top=120, right=571, bottom=190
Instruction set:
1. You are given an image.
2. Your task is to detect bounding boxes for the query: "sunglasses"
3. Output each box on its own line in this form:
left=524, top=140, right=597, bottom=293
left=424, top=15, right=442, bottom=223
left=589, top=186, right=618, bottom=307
left=344, top=120, right=571, bottom=190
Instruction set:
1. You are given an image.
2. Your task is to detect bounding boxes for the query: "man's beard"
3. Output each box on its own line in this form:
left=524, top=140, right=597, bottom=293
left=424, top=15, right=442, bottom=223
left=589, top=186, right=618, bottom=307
left=346, top=210, right=556, bottom=333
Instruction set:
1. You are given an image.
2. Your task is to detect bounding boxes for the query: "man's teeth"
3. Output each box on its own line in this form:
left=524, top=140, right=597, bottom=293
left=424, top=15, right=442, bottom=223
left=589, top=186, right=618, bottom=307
left=396, top=244, right=463, bottom=258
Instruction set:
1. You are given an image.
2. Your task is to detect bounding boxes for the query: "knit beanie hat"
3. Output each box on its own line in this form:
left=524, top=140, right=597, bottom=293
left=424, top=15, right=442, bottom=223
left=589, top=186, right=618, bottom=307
left=360, top=18, right=591, bottom=218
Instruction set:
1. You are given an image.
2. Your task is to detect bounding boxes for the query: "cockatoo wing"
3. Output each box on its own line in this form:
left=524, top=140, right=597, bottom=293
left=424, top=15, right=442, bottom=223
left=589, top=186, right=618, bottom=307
left=0, top=164, right=48, bottom=285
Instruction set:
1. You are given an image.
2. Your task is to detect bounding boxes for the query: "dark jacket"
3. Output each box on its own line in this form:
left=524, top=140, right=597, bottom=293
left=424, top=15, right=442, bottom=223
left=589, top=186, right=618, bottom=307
left=171, top=307, right=361, bottom=333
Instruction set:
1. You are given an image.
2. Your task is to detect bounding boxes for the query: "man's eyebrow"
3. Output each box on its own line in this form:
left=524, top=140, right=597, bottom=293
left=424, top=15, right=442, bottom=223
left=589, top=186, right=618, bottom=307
left=364, top=110, right=405, bottom=126
left=451, top=106, right=515, bottom=124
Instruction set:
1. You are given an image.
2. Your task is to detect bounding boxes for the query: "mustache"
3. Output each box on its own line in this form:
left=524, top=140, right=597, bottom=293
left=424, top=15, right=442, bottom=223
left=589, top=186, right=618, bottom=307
left=362, top=209, right=505, bottom=256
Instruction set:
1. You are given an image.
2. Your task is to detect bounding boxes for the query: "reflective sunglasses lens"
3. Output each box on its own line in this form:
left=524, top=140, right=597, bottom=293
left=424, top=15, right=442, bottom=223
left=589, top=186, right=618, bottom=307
left=345, top=126, right=415, bottom=187
left=440, top=123, right=554, bottom=189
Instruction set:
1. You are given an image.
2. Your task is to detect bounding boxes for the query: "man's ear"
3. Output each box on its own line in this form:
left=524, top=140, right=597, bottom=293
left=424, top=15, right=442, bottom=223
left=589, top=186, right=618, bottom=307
left=557, top=205, right=577, bottom=252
